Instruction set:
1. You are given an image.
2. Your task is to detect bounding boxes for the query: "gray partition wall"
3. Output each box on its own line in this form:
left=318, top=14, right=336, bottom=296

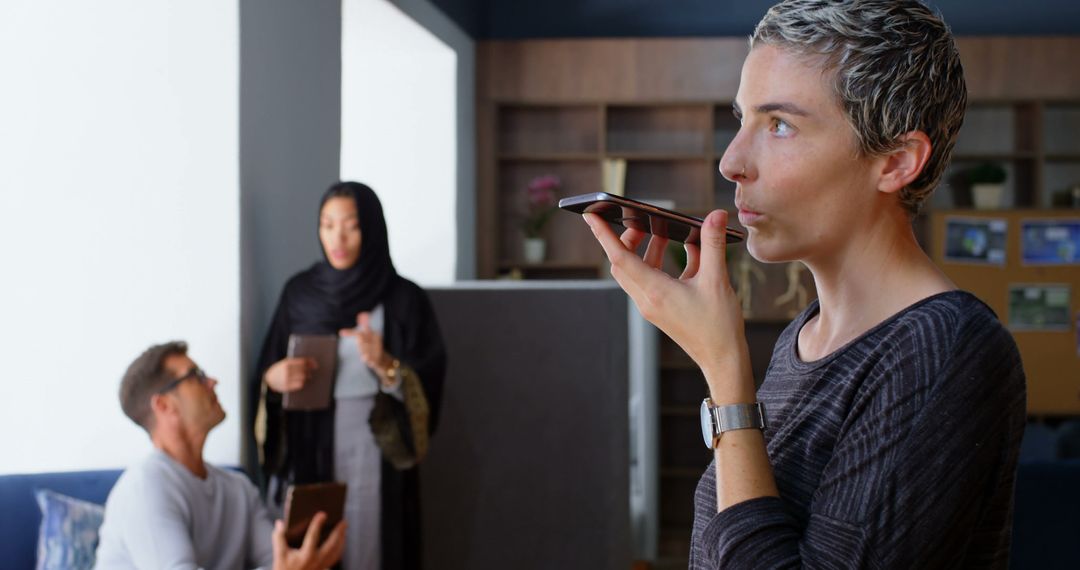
left=423, top=282, right=634, bottom=569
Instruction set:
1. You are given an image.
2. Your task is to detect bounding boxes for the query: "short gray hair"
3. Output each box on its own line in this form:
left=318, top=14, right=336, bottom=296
left=752, top=0, right=967, bottom=215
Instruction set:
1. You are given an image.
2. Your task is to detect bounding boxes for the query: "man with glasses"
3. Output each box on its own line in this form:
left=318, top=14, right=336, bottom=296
left=95, top=341, right=346, bottom=569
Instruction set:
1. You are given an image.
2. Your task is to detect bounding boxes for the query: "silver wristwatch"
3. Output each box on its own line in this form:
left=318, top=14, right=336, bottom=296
left=700, top=399, right=767, bottom=449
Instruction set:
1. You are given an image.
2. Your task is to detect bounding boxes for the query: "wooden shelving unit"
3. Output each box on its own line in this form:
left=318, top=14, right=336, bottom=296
left=487, top=101, right=733, bottom=280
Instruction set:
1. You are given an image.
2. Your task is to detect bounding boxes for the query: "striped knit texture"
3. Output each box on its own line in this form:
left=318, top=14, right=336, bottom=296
left=690, top=291, right=1027, bottom=569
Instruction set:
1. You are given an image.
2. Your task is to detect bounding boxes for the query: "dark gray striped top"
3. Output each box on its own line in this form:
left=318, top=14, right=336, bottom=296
left=690, top=291, right=1027, bottom=569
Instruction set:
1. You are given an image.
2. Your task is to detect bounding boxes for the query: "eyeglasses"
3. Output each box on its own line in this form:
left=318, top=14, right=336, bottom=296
left=157, top=367, right=210, bottom=395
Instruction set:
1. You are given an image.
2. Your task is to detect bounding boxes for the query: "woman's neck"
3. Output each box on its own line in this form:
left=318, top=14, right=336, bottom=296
left=798, top=209, right=954, bottom=361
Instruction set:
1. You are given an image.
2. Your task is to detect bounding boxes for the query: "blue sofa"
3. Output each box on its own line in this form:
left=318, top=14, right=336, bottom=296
left=2, top=461, right=1078, bottom=568
left=0, top=469, right=121, bottom=569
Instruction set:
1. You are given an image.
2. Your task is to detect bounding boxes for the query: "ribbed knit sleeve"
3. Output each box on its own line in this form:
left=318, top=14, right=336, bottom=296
left=690, top=291, right=1027, bottom=569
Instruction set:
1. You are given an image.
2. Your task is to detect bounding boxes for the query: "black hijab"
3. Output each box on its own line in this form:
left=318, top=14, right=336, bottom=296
left=289, top=181, right=398, bottom=332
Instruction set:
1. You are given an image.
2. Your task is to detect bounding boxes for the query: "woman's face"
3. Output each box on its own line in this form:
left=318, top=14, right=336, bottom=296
left=319, top=196, right=362, bottom=269
left=719, top=45, right=884, bottom=265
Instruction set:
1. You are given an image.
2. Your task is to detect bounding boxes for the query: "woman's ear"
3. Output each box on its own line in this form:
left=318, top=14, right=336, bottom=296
left=877, top=131, right=932, bottom=195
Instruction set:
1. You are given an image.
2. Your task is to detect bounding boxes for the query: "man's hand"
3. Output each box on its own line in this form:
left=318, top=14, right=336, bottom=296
left=264, top=357, right=317, bottom=393
left=272, top=512, right=347, bottom=570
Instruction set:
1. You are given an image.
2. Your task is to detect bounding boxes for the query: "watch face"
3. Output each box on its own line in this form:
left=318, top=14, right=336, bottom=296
left=700, top=399, right=713, bottom=448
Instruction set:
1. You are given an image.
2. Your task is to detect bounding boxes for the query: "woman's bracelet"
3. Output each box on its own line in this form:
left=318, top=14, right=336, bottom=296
left=384, top=358, right=402, bottom=383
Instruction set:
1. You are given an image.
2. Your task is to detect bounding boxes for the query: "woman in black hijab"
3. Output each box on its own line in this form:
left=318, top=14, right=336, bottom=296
left=251, top=181, right=446, bottom=570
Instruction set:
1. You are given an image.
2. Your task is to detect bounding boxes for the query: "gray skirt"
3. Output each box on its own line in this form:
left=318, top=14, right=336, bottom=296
left=334, top=396, right=382, bottom=570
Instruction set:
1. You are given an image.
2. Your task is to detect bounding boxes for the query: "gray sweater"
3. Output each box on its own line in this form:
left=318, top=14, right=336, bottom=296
left=691, top=291, right=1027, bottom=568
left=95, top=450, right=274, bottom=570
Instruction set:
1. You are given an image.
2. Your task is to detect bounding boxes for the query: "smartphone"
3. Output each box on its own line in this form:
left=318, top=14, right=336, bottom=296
left=558, top=192, right=744, bottom=245
left=283, top=482, right=347, bottom=548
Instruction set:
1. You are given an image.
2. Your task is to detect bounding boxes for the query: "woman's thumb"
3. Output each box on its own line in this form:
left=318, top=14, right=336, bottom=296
left=698, top=209, right=731, bottom=282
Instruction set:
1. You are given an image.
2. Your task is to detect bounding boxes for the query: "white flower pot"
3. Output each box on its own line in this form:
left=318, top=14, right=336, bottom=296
left=972, top=183, right=1005, bottom=210
left=523, top=237, right=546, bottom=263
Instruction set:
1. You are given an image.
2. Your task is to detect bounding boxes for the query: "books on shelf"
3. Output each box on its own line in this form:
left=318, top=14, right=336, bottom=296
left=602, top=158, right=627, bottom=197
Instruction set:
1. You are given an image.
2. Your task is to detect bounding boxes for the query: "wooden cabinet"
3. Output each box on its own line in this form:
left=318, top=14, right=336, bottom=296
left=929, top=210, right=1080, bottom=416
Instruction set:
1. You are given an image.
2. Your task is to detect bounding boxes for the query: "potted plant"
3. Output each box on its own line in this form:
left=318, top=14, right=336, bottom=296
left=967, top=162, right=1007, bottom=210
left=521, top=175, right=560, bottom=262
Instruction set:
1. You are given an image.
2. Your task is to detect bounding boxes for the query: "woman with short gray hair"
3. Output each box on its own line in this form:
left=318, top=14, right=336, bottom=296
left=581, top=1, right=1025, bottom=567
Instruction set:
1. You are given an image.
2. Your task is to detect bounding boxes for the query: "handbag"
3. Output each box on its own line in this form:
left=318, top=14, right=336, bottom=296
left=368, top=364, right=430, bottom=470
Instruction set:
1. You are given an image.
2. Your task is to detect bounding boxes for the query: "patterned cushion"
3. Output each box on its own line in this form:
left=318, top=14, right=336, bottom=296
left=33, top=489, right=105, bottom=570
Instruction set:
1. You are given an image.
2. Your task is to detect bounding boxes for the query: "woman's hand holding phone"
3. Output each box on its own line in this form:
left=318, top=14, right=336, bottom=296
left=583, top=209, right=755, bottom=403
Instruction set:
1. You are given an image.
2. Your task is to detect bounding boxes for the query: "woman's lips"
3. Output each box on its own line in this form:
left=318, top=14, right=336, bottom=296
left=738, top=208, right=763, bottom=226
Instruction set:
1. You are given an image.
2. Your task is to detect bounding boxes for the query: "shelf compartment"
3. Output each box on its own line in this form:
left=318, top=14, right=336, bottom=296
left=1044, top=104, right=1080, bottom=156
left=660, top=473, right=701, bottom=529
left=607, top=104, right=712, bottom=155
left=660, top=368, right=708, bottom=407
left=713, top=103, right=739, bottom=155
left=1013, top=102, right=1041, bottom=154
left=622, top=159, right=713, bottom=211
left=497, top=261, right=600, bottom=269
left=498, top=104, right=600, bottom=155
left=714, top=161, right=737, bottom=217
left=1043, top=161, right=1080, bottom=206
left=660, top=406, right=699, bottom=417
left=941, top=157, right=1039, bottom=209
left=658, top=528, right=693, bottom=562
left=606, top=152, right=709, bottom=161
left=660, top=324, right=787, bottom=387
left=496, top=160, right=604, bottom=266
left=954, top=104, right=1020, bottom=156
left=952, top=152, right=1038, bottom=161
left=662, top=414, right=711, bottom=471
left=659, top=335, right=697, bottom=370
left=660, top=467, right=704, bottom=479
left=498, top=153, right=600, bottom=161
left=495, top=263, right=602, bottom=280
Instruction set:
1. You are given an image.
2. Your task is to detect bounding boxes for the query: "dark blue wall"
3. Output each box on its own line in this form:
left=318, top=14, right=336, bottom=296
left=431, top=0, right=1080, bottom=39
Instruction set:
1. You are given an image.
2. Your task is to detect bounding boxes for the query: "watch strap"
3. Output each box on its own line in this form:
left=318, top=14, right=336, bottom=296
left=704, top=400, right=767, bottom=449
